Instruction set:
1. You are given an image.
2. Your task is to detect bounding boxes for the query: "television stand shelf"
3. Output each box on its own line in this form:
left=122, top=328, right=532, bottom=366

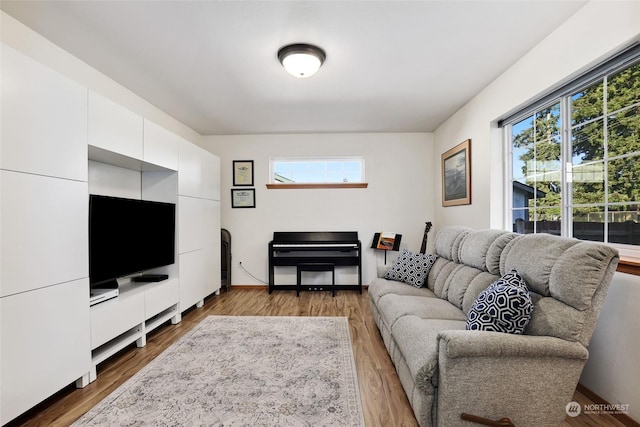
left=77, top=278, right=180, bottom=387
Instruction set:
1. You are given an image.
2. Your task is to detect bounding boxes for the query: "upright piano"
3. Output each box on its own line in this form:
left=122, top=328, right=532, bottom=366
left=268, top=231, right=362, bottom=294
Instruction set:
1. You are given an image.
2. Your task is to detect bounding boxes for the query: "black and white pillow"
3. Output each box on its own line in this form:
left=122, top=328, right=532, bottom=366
left=384, top=249, right=437, bottom=288
left=466, top=269, right=533, bottom=334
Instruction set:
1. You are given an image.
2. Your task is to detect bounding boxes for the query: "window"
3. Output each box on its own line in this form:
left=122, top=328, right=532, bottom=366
left=269, top=157, right=365, bottom=185
left=504, top=47, right=640, bottom=247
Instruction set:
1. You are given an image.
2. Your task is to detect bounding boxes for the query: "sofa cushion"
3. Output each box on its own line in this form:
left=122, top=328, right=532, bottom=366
left=434, top=226, right=470, bottom=262
left=384, top=249, right=437, bottom=287
left=391, top=316, right=466, bottom=392
left=378, top=294, right=467, bottom=331
left=368, top=277, right=436, bottom=305
left=458, top=229, right=510, bottom=272
left=428, top=257, right=458, bottom=297
left=460, top=271, right=501, bottom=314
left=486, top=232, right=521, bottom=275
left=525, top=296, right=585, bottom=342
left=466, top=269, right=533, bottom=334
left=445, top=265, right=493, bottom=310
left=501, top=233, right=576, bottom=296
left=548, top=242, right=619, bottom=310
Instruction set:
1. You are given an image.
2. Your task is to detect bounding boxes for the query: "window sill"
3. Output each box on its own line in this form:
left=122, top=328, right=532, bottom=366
left=617, top=257, right=640, bottom=276
left=266, top=183, right=368, bottom=189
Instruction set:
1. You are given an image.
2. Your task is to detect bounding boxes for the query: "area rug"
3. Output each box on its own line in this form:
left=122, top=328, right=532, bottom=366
left=73, top=316, right=365, bottom=426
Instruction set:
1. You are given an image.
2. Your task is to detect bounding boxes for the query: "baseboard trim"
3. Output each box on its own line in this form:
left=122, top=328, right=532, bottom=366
left=229, top=285, right=268, bottom=289
left=228, top=285, right=370, bottom=290
left=576, top=383, right=639, bottom=426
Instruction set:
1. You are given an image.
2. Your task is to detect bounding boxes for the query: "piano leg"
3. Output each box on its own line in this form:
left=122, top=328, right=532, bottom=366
left=331, top=268, right=335, bottom=297
left=268, top=251, right=274, bottom=294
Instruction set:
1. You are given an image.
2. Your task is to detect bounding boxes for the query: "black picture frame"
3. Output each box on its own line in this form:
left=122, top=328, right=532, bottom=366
left=231, top=188, right=256, bottom=208
left=233, top=160, right=254, bottom=186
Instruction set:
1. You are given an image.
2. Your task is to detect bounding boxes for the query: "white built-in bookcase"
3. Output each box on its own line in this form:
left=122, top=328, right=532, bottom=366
left=0, top=44, right=220, bottom=424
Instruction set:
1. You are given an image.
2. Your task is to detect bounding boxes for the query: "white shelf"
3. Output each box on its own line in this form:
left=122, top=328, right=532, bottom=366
left=89, top=144, right=175, bottom=173
left=91, top=324, right=144, bottom=366
left=86, top=278, right=180, bottom=384
left=145, top=304, right=179, bottom=333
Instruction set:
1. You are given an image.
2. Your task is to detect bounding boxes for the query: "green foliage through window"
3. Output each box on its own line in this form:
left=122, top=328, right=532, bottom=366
left=508, top=58, right=640, bottom=245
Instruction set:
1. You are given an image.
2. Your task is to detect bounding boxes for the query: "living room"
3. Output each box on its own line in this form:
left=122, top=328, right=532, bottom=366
left=1, top=1, right=639, bottom=426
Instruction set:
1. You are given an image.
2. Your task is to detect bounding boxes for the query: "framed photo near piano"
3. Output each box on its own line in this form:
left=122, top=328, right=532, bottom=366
left=231, top=188, right=256, bottom=208
left=442, top=139, right=471, bottom=207
left=233, top=160, right=254, bottom=186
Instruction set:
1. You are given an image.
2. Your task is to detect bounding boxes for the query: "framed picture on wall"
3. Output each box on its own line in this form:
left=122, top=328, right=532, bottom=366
left=233, top=160, right=254, bottom=186
left=442, top=139, right=471, bottom=206
left=231, top=188, right=256, bottom=208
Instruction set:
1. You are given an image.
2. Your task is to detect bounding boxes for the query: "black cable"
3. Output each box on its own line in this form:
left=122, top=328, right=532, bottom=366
left=238, top=261, right=269, bottom=285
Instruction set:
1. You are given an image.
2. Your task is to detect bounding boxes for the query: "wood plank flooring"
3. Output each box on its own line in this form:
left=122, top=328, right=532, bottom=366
left=6, top=288, right=633, bottom=427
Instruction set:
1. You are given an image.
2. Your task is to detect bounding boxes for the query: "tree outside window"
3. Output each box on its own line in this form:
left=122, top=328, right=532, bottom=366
left=510, top=60, right=640, bottom=245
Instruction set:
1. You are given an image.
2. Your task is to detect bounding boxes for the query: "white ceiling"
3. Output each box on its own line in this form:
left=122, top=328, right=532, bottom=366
left=1, top=1, right=586, bottom=136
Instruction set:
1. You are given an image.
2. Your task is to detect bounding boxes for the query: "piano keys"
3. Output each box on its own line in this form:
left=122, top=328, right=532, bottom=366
left=268, top=231, right=362, bottom=294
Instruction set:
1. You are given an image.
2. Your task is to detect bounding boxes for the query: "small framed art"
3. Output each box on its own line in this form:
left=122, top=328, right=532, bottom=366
left=231, top=188, right=256, bottom=208
left=442, top=139, right=471, bottom=206
left=233, top=160, right=254, bottom=186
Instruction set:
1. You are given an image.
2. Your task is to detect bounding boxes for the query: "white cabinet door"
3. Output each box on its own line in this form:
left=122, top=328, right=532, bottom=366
left=201, top=150, right=221, bottom=201
left=178, top=250, right=206, bottom=311
left=178, top=140, right=202, bottom=197
left=90, top=290, right=145, bottom=349
left=202, top=199, right=221, bottom=295
left=0, top=171, right=88, bottom=297
left=145, top=278, right=179, bottom=318
left=1, top=44, right=87, bottom=181
left=143, top=119, right=179, bottom=171
left=0, top=278, right=90, bottom=425
left=178, top=195, right=205, bottom=255
left=88, top=91, right=143, bottom=160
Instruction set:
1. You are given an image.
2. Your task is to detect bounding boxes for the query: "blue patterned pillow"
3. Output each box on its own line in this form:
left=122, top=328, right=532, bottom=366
left=466, top=269, right=533, bottom=334
left=384, top=249, right=437, bottom=288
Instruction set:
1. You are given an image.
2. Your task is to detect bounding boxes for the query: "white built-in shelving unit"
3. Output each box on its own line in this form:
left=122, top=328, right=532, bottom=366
left=0, top=40, right=221, bottom=424
left=85, top=279, right=180, bottom=385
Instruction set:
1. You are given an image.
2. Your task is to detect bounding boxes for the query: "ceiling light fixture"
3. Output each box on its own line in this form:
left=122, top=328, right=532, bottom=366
left=278, top=43, right=326, bottom=78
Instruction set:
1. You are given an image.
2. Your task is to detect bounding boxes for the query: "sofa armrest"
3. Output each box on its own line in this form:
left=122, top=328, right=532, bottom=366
left=435, top=330, right=588, bottom=426
left=437, top=329, right=588, bottom=360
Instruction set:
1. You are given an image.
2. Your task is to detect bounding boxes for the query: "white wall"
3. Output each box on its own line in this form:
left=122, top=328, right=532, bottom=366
left=581, top=272, right=640, bottom=417
left=431, top=1, right=640, bottom=420
left=0, top=11, right=201, bottom=147
left=202, top=133, right=434, bottom=287
left=433, top=1, right=640, bottom=231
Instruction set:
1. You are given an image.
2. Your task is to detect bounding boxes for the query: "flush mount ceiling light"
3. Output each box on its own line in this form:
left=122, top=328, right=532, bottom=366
left=277, top=43, right=326, bottom=78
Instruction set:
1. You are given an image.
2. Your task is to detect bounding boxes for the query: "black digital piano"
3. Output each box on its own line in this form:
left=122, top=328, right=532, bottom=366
left=268, top=231, right=362, bottom=294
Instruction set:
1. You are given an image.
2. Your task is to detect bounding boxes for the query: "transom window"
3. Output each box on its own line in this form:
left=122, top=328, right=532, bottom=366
left=270, top=157, right=365, bottom=184
left=504, top=47, right=640, bottom=247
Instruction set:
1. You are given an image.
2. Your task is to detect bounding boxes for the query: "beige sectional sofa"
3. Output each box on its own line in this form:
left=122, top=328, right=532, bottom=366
left=369, top=226, right=619, bottom=426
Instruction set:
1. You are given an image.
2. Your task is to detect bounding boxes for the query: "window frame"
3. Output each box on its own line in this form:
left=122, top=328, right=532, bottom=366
left=267, top=156, right=368, bottom=189
left=502, top=44, right=640, bottom=263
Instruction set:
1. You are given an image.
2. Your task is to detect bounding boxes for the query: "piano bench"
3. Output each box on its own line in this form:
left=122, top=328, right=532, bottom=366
left=296, top=263, right=335, bottom=297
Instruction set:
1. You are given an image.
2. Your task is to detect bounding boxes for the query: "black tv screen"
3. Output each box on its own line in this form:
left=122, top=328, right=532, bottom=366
left=89, top=195, right=176, bottom=287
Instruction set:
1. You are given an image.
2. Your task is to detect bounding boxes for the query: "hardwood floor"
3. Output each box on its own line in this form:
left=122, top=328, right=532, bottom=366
left=6, top=288, right=633, bottom=427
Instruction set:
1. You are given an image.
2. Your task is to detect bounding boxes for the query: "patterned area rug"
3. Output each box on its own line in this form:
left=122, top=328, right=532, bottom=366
left=73, top=316, right=365, bottom=426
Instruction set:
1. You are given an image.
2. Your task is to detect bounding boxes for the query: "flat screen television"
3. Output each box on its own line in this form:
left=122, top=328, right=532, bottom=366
left=89, top=194, right=176, bottom=287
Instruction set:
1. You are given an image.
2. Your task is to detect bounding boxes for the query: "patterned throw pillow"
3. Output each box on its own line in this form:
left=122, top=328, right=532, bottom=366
left=466, top=269, right=533, bottom=334
left=384, top=249, right=437, bottom=288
